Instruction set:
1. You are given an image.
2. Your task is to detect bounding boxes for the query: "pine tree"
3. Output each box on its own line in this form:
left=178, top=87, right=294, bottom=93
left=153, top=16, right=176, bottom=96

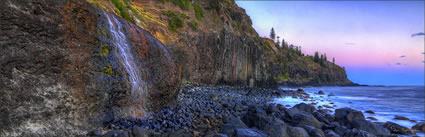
left=276, top=36, right=280, bottom=47
left=324, top=54, right=327, bottom=61
left=270, top=27, right=276, bottom=41
left=313, top=52, right=319, bottom=63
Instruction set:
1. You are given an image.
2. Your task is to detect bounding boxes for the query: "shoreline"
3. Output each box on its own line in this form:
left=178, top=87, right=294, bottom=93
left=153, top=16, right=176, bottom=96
left=89, top=84, right=424, bottom=137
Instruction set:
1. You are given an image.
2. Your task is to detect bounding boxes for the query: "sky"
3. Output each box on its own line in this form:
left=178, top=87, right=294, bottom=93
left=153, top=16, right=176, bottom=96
left=236, top=1, right=425, bottom=86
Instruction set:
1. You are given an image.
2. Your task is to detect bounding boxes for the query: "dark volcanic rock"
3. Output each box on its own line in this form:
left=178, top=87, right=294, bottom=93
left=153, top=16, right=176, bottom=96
left=350, top=119, right=390, bottom=136
left=242, top=106, right=272, bottom=130
left=335, top=108, right=365, bottom=125
left=293, top=103, right=316, bottom=114
left=325, top=130, right=340, bottom=137
left=233, top=128, right=267, bottom=137
left=383, top=121, right=416, bottom=135
left=344, top=128, right=376, bottom=137
left=302, top=125, right=325, bottom=137
left=292, top=112, right=321, bottom=129
left=263, top=119, right=289, bottom=137
left=219, top=117, right=248, bottom=136
left=413, top=122, right=425, bottom=132
left=287, top=126, right=310, bottom=137
left=0, top=0, right=179, bottom=136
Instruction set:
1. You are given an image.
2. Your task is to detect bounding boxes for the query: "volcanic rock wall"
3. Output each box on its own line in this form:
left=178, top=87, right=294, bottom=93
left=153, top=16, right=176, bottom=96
left=0, top=0, right=179, bottom=136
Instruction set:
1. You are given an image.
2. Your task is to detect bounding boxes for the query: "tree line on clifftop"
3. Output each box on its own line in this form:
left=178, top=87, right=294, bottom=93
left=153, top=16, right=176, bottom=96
left=269, top=27, right=336, bottom=67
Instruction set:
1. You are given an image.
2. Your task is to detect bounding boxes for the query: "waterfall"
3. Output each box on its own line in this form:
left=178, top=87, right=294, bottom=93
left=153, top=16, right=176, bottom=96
left=103, top=12, right=146, bottom=96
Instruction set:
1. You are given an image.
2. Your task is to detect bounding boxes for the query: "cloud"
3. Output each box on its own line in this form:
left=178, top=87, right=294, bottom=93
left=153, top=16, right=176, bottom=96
left=395, top=62, right=401, bottom=65
left=411, top=32, right=425, bottom=37
left=399, top=55, right=406, bottom=58
left=344, top=43, right=356, bottom=45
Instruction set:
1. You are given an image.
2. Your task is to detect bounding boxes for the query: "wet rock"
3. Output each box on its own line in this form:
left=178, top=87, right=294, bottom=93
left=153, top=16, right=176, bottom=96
left=365, top=110, right=375, bottom=114
left=242, top=106, right=272, bottom=130
left=263, top=119, right=289, bottom=137
left=412, top=122, right=425, bottom=132
left=287, top=126, right=310, bottom=137
left=293, top=103, right=316, bottom=114
left=313, top=112, right=330, bottom=124
left=328, top=93, right=335, bottom=96
left=334, top=126, right=350, bottom=136
left=350, top=119, right=390, bottom=136
left=302, top=125, right=325, bottom=137
left=293, top=112, right=321, bottom=129
left=219, top=117, right=248, bottom=136
left=266, top=104, right=280, bottom=114
left=213, top=133, right=229, bottom=137
left=233, top=128, right=267, bottom=137
left=325, top=130, right=340, bottom=137
left=335, top=108, right=365, bottom=125
left=367, top=117, right=377, bottom=121
left=394, top=115, right=409, bottom=120
left=383, top=121, right=416, bottom=135
left=132, top=126, right=150, bottom=137
left=318, top=91, right=325, bottom=95
left=344, top=128, right=376, bottom=137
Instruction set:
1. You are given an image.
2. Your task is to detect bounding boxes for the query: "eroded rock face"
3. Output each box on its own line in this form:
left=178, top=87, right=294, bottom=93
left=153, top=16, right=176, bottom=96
left=0, top=0, right=179, bottom=136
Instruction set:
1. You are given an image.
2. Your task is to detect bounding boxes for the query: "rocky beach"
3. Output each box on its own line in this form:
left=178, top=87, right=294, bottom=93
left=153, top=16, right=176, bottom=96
left=88, top=84, right=425, bottom=137
left=1, top=0, right=423, bottom=137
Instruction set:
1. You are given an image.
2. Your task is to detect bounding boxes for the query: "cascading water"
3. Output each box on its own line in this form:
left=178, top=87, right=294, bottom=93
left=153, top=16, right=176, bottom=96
left=103, top=12, right=146, bottom=97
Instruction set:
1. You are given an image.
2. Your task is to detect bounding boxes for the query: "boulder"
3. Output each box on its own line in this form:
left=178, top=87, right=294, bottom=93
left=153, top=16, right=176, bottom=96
left=313, top=112, right=330, bottom=124
left=335, top=108, right=365, bottom=125
left=318, top=91, right=325, bottom=95
left=213, top=133, right=229, bottom=137
left=302, top=125, right=325, bottom=137
left=292, top=112, right=321, bottom=129
left=383, top=121, right=416, bottom=135
left=325, top=130, right=340, bottom=137
left=287, top=127, right=310, bottom=137
left=344, top=129, right=376, bottom=137
left=293, top=103, right=316, bottom=114
left=412, top=122, right=425, bottom=132
left=350, top=119, right=390, bottom=136
left=242, top=106, right=272, bottom=130
left=133, top=126, right=151, bottom=137
left=394, top=115, right=409, bottom=120
left=263, top=119, right=289, bottom=137
left=233, top=128, right=267, bottom=137
left=334, top=126, right=350, bottom=136
left=266, top=104, right=280, bottom=114
left=219, top=117, right=248, bottom=136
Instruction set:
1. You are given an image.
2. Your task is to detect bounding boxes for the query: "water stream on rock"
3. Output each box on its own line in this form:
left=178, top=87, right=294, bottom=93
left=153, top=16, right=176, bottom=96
left=104, top=12, right=146, bottom=97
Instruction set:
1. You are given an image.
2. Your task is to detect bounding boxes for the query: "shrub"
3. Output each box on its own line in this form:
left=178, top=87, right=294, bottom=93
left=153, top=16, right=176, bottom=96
left=162, top=10, right=187, bottom=32
left=158, top=0, right=191, bottom=11
left=193, top=3, right=203, bottom=20
left=187, top=20, right=198, bottom=31
left=172, top=0, right=191, bottom=11
left=112, top=0, right=132, bottom=22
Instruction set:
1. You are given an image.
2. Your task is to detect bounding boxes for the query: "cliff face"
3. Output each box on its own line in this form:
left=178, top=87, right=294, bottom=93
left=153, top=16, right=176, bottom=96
left=262, top=38, right=353, bottom=86
left=0, top=0, right=179, bottom=136
left=0, top=0, right=353, bottom=136
left=87, top=0, right=274, bottom=87
left=87, top=0, right=352, bottom=87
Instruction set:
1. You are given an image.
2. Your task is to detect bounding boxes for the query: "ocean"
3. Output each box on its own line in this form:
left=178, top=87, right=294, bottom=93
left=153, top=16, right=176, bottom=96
left=273, top=86, right=425, bottom=135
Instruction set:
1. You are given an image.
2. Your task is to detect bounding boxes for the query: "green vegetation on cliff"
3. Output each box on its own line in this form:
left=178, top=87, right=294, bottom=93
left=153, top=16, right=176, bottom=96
left=112, top=0, right=132, bottom=22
